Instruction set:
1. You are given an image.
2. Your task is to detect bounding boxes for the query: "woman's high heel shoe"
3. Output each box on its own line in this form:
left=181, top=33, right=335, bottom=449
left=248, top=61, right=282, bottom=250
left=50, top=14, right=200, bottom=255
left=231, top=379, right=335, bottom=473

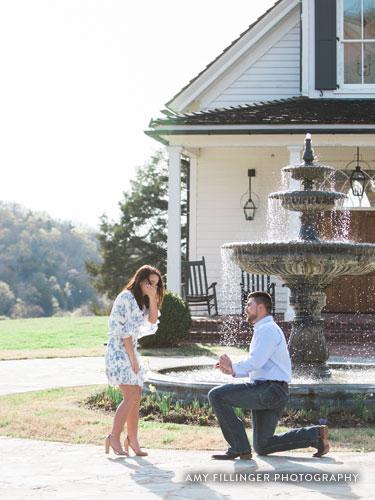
left=124, top=436, right=148, bottom=457
left=105, top=434, right=128, bottom=456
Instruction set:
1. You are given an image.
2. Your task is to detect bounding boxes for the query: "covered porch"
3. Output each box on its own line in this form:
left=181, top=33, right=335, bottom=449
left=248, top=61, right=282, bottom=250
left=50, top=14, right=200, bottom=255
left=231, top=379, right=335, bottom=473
left=147, top=98, right=375, bottom=316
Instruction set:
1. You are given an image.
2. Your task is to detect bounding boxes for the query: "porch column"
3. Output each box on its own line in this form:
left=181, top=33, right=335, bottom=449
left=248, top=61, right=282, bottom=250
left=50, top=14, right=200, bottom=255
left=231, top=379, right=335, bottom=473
left=284, top=146, right=302, bottom=321
left=166, top=146, right=182, bottom=294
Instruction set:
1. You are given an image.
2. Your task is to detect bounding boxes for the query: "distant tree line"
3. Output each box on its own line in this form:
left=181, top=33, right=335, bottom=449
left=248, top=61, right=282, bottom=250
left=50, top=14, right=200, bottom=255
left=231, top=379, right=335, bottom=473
left=0, top=202, right=101, bottom=317
left=0, top=150, right=188, bottom=318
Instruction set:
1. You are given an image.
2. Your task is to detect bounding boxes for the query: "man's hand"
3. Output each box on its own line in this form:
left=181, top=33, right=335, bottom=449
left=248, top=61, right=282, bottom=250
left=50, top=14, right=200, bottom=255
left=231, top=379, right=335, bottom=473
left=216, top=354, right=234, bottom=375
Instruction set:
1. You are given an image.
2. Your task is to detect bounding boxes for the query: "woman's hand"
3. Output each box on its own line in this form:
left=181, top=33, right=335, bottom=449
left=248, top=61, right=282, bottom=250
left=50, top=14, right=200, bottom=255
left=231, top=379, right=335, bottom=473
left=131, top=358, right=140, bottom=374
left=140, top=275, right=160, bottom=324
left=123, top=337, right=140, bottom=373
left=141, top=281, right=158, bottom=300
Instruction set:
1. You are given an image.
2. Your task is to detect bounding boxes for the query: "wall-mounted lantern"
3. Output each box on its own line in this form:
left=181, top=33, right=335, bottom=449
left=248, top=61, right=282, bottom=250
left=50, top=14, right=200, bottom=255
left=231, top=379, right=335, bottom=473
left=242, top=169, right=257, bottom=221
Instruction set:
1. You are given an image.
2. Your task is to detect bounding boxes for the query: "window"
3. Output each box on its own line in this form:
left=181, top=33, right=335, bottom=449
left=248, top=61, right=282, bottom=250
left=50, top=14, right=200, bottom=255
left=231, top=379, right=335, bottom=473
left=341, top=0, right=375, bottom=84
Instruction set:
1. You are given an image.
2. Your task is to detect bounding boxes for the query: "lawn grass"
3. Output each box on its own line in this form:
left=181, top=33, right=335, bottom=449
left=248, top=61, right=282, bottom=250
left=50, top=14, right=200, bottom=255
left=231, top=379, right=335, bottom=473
left=0, top=317, right=108, bottom=350
left=0, top=386, right=225, bottom=449
left=0, top=386, right=373, bottom=452
left=0, top=316, right=247, bottom=360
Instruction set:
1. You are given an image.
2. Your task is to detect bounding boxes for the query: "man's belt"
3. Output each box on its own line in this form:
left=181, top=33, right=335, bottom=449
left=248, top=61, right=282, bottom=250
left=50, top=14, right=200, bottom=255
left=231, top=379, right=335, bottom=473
left=254, top=380, right=288, bottom=386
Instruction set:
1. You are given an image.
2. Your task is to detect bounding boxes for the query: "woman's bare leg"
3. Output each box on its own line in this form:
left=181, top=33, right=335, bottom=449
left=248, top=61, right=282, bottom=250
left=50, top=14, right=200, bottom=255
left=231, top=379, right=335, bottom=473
left=126, top=386, right=142, bottom=449
left=110, top=384, right=139, bottom=450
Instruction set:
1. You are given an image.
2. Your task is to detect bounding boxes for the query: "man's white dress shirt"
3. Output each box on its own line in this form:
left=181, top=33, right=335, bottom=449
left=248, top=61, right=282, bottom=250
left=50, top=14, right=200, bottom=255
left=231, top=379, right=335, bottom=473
left=232, top=315, right=292, bottom=383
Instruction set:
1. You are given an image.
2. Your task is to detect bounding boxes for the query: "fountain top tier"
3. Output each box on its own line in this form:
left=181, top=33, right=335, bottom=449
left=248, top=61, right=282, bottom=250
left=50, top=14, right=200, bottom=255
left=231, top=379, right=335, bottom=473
left=268, top=134, right=347, bottom=240
left=282, top=164, right=335, bottom=184
left=282, top=134, right=336, bottom=184
left=270, top=190, right=347, bottom=213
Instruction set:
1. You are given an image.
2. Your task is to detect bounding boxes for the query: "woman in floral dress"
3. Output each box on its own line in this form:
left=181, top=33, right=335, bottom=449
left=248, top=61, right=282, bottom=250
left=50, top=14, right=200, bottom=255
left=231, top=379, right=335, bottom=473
left=105, top=265, right=164, bottom=456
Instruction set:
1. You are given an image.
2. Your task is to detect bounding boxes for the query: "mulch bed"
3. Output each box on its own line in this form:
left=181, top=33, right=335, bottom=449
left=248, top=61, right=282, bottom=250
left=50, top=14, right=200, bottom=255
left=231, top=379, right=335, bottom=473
left=84, top=391, right=374, bottom=428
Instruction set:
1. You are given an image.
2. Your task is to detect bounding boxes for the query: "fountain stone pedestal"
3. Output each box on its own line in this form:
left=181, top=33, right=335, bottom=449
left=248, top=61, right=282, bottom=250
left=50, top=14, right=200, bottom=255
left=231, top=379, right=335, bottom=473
left=287, top=282, right=328, bottom=364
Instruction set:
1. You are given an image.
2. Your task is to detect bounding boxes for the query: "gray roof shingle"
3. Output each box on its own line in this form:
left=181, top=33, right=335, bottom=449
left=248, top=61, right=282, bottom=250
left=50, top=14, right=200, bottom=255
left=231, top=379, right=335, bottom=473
left=151, top=97, right=375, bottom=128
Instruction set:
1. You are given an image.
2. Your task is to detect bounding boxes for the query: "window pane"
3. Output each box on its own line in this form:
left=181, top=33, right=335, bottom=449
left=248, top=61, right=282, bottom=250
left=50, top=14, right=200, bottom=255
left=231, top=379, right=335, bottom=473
left=364, top=0, right=375, bottom=38
left=344, top=43, right=362, bottom=82
left=344, top=0, right=362, bottom=39
left=364, top=42, right=375, bottom=82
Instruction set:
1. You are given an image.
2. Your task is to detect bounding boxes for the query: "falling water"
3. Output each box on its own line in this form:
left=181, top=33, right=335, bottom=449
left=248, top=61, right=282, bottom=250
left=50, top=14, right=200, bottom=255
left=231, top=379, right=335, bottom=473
left=220, top=247, right=240, bottom=316
left=331, top=209, right=351, bottom=241
left=267, top=171, right=294, bottom=241
left=219, top=247, right=250, bottom=346
left=332, top=167, right=352, bottom=241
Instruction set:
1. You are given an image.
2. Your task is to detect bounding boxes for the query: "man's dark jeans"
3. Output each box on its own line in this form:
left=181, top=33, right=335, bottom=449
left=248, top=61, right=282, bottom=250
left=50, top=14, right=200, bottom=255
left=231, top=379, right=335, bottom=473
left=208, top=381, right=320, bottom=455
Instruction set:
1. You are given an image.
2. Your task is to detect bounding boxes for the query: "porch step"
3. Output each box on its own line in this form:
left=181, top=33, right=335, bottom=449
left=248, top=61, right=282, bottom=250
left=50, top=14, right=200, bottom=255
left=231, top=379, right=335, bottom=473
left=187, top=313, right=375, bottom=343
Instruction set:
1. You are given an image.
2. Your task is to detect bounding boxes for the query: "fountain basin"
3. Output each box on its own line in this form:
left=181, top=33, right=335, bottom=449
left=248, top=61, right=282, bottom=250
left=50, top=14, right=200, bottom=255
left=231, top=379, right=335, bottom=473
left=223, top=240, right=375, bottom=284
left=145, top=363, right=375, bottom=410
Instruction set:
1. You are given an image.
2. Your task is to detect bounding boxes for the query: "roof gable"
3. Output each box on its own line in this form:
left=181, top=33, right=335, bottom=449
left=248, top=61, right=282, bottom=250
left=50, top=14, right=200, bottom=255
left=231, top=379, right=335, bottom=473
left=167, top=0, right=300, bottom=113
left=200, top=14, right=301, bottom=109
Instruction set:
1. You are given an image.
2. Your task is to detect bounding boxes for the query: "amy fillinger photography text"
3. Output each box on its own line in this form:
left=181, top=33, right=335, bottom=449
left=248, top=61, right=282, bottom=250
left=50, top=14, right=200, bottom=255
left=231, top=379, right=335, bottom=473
left=184, top=472, right=360, bottom=483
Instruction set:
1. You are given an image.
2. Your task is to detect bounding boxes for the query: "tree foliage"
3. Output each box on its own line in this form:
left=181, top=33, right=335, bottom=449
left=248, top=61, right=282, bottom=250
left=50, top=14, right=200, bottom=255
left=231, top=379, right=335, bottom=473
left=0, top=202, right=100, bottom=317
left=87, top=150, right=188, bottom=299
left=0, top=281, right=15, bottom=315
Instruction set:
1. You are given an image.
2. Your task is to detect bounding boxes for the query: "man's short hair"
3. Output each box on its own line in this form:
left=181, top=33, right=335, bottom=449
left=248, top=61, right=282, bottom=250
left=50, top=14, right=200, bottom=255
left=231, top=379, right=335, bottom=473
left=248, top=291, right=273, bottom=314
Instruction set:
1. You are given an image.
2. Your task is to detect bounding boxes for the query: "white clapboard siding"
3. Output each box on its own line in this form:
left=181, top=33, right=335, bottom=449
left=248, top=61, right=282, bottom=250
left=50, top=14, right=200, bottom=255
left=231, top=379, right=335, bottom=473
left=190, top=147, right=291, bottom=315
left=207, top=22, right=301, bottom=108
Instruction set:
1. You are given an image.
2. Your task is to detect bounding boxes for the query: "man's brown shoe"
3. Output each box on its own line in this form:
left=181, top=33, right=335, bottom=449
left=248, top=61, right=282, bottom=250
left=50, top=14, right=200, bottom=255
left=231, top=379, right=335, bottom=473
left=313, top=425, right=330, bottom=457
left=212, top=451, right=252, bottom=460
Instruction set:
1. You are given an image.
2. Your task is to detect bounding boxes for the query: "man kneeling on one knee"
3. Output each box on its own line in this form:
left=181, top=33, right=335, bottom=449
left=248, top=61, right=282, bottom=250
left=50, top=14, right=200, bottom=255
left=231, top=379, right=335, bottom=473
left=208, top=291, right=329, bottom=460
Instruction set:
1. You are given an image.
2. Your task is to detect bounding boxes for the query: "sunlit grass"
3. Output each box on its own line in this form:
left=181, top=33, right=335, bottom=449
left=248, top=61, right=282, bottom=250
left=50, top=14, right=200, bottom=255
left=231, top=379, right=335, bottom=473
left=0, top=386, right=373, bottom=452
left=0, top=315, right=246, bottom=359
left=0, top=316, right=108, bottom=350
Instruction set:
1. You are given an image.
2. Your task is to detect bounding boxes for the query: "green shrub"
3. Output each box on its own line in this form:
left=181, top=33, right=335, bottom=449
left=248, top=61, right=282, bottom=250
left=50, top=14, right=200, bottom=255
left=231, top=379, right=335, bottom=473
left=139, top=290, right=192, bottom=348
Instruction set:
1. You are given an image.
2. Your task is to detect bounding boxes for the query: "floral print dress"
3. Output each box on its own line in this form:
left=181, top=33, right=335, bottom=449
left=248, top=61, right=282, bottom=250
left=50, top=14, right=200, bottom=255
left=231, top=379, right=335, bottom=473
left=105, top=289, right=159, bottom=387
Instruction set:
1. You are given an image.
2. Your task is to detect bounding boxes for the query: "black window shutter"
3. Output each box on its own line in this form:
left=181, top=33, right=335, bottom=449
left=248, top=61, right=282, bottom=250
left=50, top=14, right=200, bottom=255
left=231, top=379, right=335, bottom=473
left=315, top=0, right=337, bottom=90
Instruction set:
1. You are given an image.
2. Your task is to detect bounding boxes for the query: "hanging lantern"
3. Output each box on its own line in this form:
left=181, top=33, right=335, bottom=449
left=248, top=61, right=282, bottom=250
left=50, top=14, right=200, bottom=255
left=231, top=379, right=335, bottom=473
left=242, top=169, right=257, bottom=221
left=349, top=148, right=367, bottom=198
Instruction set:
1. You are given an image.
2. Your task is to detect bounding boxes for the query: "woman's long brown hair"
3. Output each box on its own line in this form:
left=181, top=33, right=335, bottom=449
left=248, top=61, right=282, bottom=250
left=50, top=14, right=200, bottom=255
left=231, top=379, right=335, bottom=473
left=124, top=265, right=165, bottom=309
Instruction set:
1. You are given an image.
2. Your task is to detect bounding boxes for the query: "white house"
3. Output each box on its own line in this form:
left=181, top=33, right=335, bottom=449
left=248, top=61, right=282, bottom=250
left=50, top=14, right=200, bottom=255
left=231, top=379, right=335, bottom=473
left=146, top=0, right=375, bottom=316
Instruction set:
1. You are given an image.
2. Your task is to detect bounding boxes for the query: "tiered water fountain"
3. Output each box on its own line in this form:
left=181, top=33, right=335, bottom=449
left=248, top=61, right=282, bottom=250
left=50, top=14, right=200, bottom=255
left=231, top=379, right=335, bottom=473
left=146, top=134, right=375, bottom=409
left=224, top=134, right=375, bottom=370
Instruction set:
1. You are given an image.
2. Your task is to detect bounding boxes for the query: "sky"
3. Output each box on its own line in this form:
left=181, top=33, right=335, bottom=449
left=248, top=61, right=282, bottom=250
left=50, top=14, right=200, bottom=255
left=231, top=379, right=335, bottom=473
left=0, top=0, right=275, bottom=229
